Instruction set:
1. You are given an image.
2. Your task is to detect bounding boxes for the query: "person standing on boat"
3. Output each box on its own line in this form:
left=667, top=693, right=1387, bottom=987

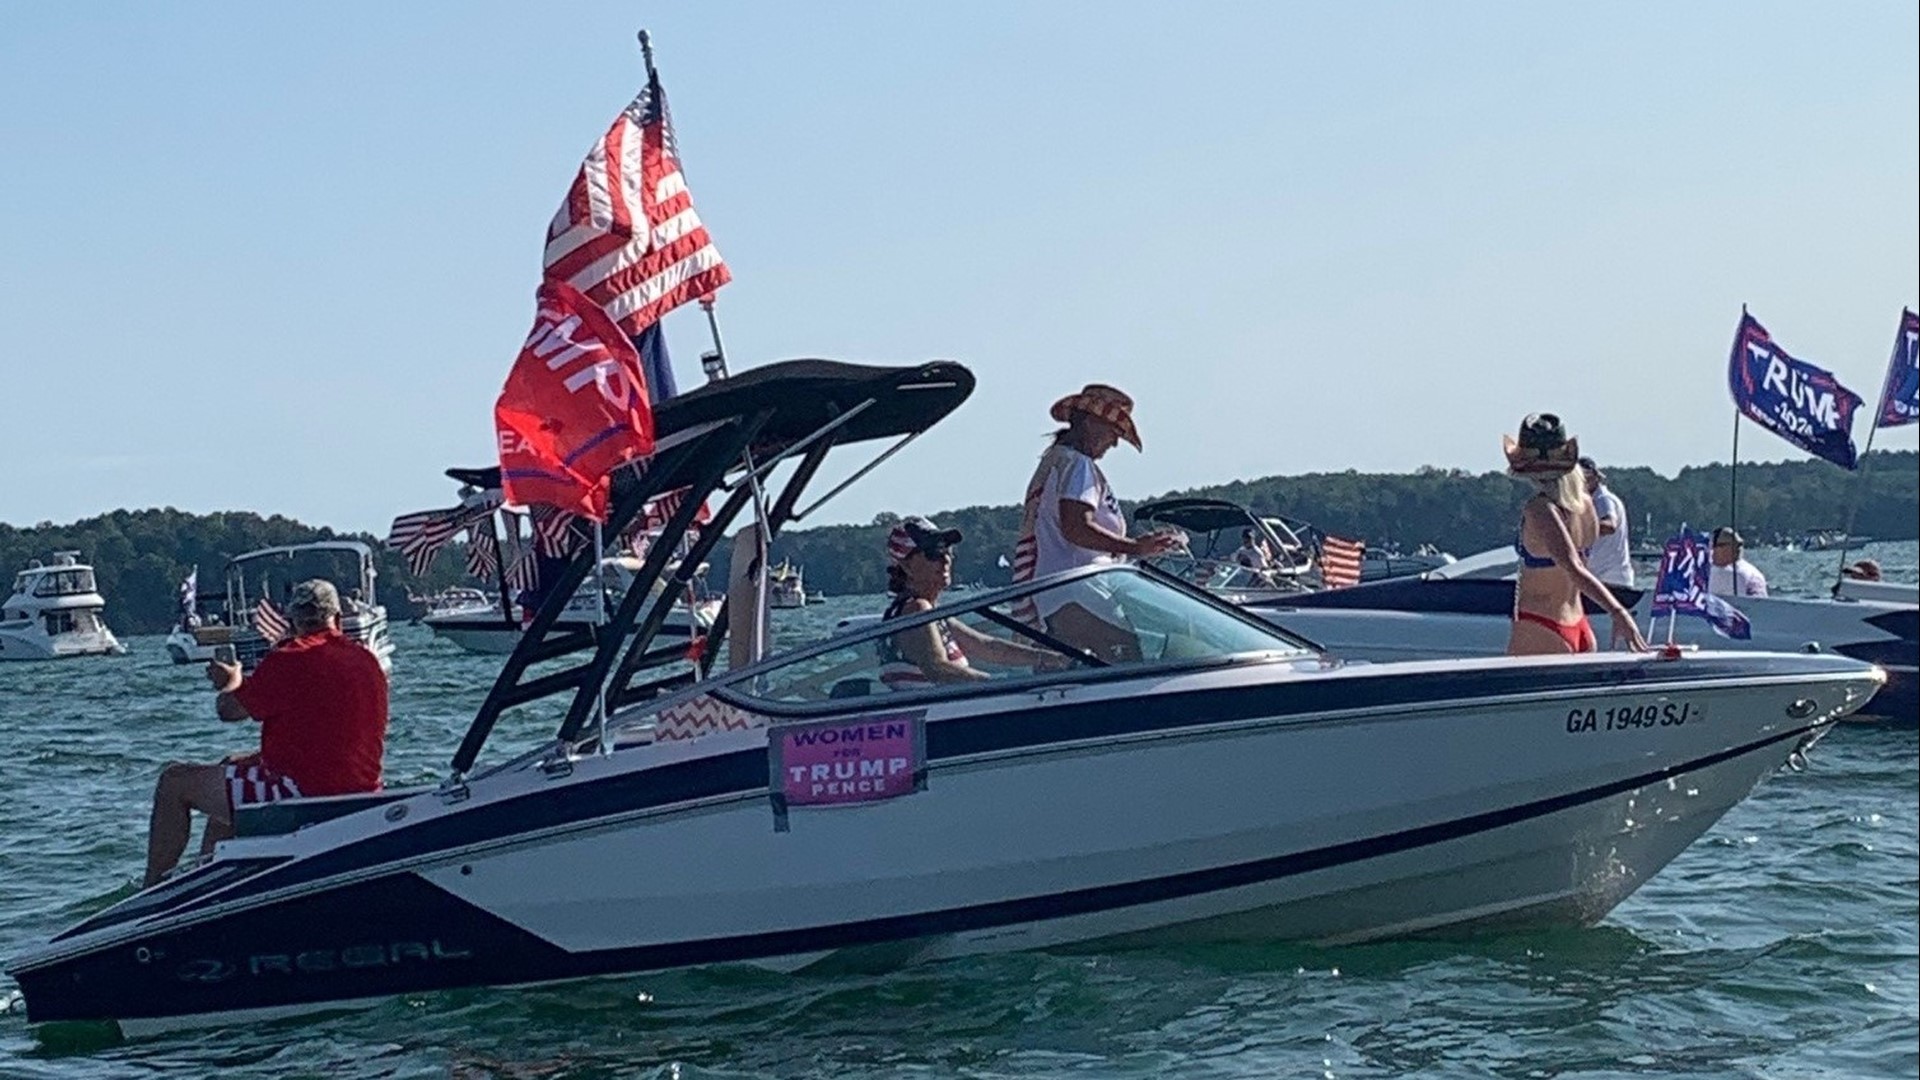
left=1504, top=414, right=1648, bottom=656
left=1578, top=456, right=1634, bottom=588
left=1708, top=527, right=1769, bottom=597
left=142, top=579, right=388, bottom=887
left=879, top=517, right=1062, bottom=687
left=1008, top=384, right=1182, bottom=662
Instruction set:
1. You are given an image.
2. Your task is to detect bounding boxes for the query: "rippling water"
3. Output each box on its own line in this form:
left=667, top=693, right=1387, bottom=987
left=1, top=543, right=1913, bottom=1078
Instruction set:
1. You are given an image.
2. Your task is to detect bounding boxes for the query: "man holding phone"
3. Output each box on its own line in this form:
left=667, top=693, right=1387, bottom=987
left=143, top=579, right=388, bottom=887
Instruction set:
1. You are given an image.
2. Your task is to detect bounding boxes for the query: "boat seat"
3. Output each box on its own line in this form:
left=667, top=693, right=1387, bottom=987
left=233, top=787, right=422, bottom=838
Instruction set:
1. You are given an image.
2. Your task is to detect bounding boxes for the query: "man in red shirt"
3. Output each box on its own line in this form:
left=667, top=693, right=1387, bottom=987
left=143, top=578, right=388, bottom=887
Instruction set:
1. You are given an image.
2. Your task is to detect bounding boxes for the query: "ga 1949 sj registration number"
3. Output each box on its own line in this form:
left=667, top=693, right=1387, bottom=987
left=1565, top=699, right=1703, bottom=734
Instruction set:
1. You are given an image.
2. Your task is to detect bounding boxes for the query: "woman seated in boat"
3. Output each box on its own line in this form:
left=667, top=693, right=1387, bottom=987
left=1503, top=413, right=1648, bottom=656
left=878, top=517, right=1062, bottom=689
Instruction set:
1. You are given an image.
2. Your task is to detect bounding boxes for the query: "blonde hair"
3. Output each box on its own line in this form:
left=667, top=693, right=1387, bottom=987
left=1534, top=470, right=1585, bottom=513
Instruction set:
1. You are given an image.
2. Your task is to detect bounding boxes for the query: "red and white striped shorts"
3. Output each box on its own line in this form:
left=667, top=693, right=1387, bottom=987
left=224, top=763, right=303, bottom=809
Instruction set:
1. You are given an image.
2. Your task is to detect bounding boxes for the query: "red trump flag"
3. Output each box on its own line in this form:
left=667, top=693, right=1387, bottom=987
left=495, top=280, right=656, bottom=521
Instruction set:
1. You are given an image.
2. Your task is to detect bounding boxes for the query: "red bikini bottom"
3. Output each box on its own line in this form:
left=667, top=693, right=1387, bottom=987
left=1514, top=609, right=1597, bottom=652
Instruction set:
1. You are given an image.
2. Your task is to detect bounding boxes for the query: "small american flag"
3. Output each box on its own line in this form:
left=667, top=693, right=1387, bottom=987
left=542, top=67, right=730, bottom=389
left=386, top=506, right=467, bottom=577
left=640, top=485, right=711, bottom=532
left=505, top=549, right=539, bottom=594
left=464, top=528, right=499, bottom=581
left=1318, top=535, right=1366, bottom=589
left=253, top=597, right=291, bottom=643
left=532, top=506, right=585, bottom=558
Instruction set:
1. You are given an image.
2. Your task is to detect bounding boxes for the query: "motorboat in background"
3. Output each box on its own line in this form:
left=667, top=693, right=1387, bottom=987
left=422, top=555, right=718, bottom=655
left=8, top=358, right=1888, bottom=1035
left=0, top=552, right=126, bottom=661
left=1132, top=498, right=1453, bottom=602
left=1248, top=546, right=1917, bottom=722
left=186, top=541, right=395, bottom=674
left=768, top=559, right=807, bottom=609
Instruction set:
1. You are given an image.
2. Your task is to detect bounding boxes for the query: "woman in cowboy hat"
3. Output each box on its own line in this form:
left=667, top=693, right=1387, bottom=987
left=1504, top=413, right=1648, bottom=656
left=1008, top=384, right=1182, bottom=662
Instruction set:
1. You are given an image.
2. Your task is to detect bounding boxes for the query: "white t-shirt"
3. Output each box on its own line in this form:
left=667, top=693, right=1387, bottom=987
left=1586, top=486, right=1633, bottom=587
left=1030, top=445, right=1124, bottom=579
left=1709, top=559, right=1768, bottom=598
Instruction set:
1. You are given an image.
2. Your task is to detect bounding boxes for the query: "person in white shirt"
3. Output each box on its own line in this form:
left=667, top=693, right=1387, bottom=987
left=1578, top=456, right=1633, bottom=587
left=1009, top=384, right=1180, bottom=661
left=1233, top=529, right=1273, bottom=570
left=1708, top=527, right=1769, bottom=597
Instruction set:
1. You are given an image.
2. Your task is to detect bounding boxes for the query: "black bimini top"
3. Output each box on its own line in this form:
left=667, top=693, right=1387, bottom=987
left=447, top=359, right=975, bottom=495
left=1133, top=497, right=1263, bottom=535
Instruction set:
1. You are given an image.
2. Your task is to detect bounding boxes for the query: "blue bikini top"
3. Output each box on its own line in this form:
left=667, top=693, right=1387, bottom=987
left=1515, top=504, right=1590, bottom=569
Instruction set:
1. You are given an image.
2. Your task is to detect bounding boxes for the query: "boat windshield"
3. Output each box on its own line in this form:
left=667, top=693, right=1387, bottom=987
left=732, top=566, right=1312, bottom=707
left=31, top=569, right=97, bottom=597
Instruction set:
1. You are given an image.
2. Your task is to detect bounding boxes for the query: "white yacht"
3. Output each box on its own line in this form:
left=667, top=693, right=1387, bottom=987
left=0, top=552, right=127, bottom=661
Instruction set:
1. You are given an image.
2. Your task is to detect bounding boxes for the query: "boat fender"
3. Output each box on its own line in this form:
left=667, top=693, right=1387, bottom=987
left=1800, top=642, right=1823, bottom=654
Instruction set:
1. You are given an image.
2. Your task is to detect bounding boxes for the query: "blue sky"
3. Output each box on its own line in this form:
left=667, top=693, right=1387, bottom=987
left=3, top=3, right=1915, bottom=537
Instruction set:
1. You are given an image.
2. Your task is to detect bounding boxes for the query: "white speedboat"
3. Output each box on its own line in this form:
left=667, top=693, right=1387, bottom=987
left=423, top=557, right=717, bottom=655
left=1133, top=498, right=1454, bottom=603
left=163, top=623, right=216, bottom=664
left=187, top=541, right=395, bottom=674
left=0, top=552, right=126, bottom=661
left=5, top=359, right=1885, bottom=1035
left=1249, top=547, right=1917, bottom=722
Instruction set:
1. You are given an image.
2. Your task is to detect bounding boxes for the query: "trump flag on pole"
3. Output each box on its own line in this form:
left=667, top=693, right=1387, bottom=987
left=495, top=280, right=657, bottom=521
left=1727, top=311, right=1864, bottom=470
left=1875, top=308, right=1919, bottom=429
left=1651, top=527, right=1751, bottom=640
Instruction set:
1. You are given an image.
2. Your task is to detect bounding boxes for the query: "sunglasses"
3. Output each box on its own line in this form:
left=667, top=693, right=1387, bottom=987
left=915, top=545, right=955, bottom=563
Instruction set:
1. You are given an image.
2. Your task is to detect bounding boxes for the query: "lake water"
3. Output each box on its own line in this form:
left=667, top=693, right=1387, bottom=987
left=0, top=543, right=1914, bottom=1077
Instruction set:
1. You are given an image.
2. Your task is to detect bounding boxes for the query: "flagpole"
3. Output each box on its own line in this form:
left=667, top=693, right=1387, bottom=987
left=592, top=517, right=613, bottom=756
left=1728, top=413, right=1740, bottom=537
left=1829, top=426, right=1881, bottom=595
left=489, top=508, right=515, bottom=622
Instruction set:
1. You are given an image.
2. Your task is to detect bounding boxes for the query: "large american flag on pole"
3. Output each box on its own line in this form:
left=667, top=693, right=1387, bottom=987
left=543, top=65, right=730, bottom=402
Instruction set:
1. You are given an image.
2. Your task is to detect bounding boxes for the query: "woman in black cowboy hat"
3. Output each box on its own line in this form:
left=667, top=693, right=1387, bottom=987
left=1503, top=413, right=1647, bottom=656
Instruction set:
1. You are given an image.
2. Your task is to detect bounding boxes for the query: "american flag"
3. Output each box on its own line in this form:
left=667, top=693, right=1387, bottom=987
left=253, top=597, right=291, bottom=643
left=542, top=67, right=730, bottom=399
left=386, top=506, right=467, bottom=577
left=1318, top=535, right=1365, bottom=589
left=531, top=505, right=585, bottom=558
left=464, top=528, right=499, bottom=581
left=641, top=485, right=711, bottom=532
left=505, top=549, right=539, bottom=594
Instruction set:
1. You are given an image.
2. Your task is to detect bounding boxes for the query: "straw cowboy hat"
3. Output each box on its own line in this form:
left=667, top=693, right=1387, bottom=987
left=1050, top=384, right=1142, bottom=450
left=1502, top=412, right=1580, bottom=477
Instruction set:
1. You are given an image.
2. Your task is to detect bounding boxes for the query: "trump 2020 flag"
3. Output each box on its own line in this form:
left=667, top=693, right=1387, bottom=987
left=495, top=280, right=657, bottom=521
left=1651, top=527, right=1752, bottom=640
left=1876, top=308, right=1919, bottom=429
left=1727, top=311, right=1864, bottom=470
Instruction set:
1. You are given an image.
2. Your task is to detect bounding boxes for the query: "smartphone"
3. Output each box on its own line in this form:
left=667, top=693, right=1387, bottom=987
left=213, top=644, right=237, bottom=665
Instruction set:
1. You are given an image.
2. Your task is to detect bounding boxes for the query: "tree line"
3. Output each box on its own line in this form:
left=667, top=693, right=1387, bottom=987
left=3, top=451, right=1912, bottom=634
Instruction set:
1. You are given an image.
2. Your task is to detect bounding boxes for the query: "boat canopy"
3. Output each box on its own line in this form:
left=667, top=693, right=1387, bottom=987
left=451, top=358, right=975, bottom=778
left=1134, top=497, right=1271, bottom=535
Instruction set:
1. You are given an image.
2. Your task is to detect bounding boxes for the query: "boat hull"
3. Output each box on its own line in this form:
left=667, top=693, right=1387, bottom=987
left=8, top=652, right=1877, bottom=1031
left=1255, top=579, right=1917, bottom=722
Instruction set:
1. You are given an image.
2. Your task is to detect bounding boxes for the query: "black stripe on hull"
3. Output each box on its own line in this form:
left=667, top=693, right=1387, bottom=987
left=16, top=721, right=1816, bottom=1025
left=67, top=653, right=1869, bottom=924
